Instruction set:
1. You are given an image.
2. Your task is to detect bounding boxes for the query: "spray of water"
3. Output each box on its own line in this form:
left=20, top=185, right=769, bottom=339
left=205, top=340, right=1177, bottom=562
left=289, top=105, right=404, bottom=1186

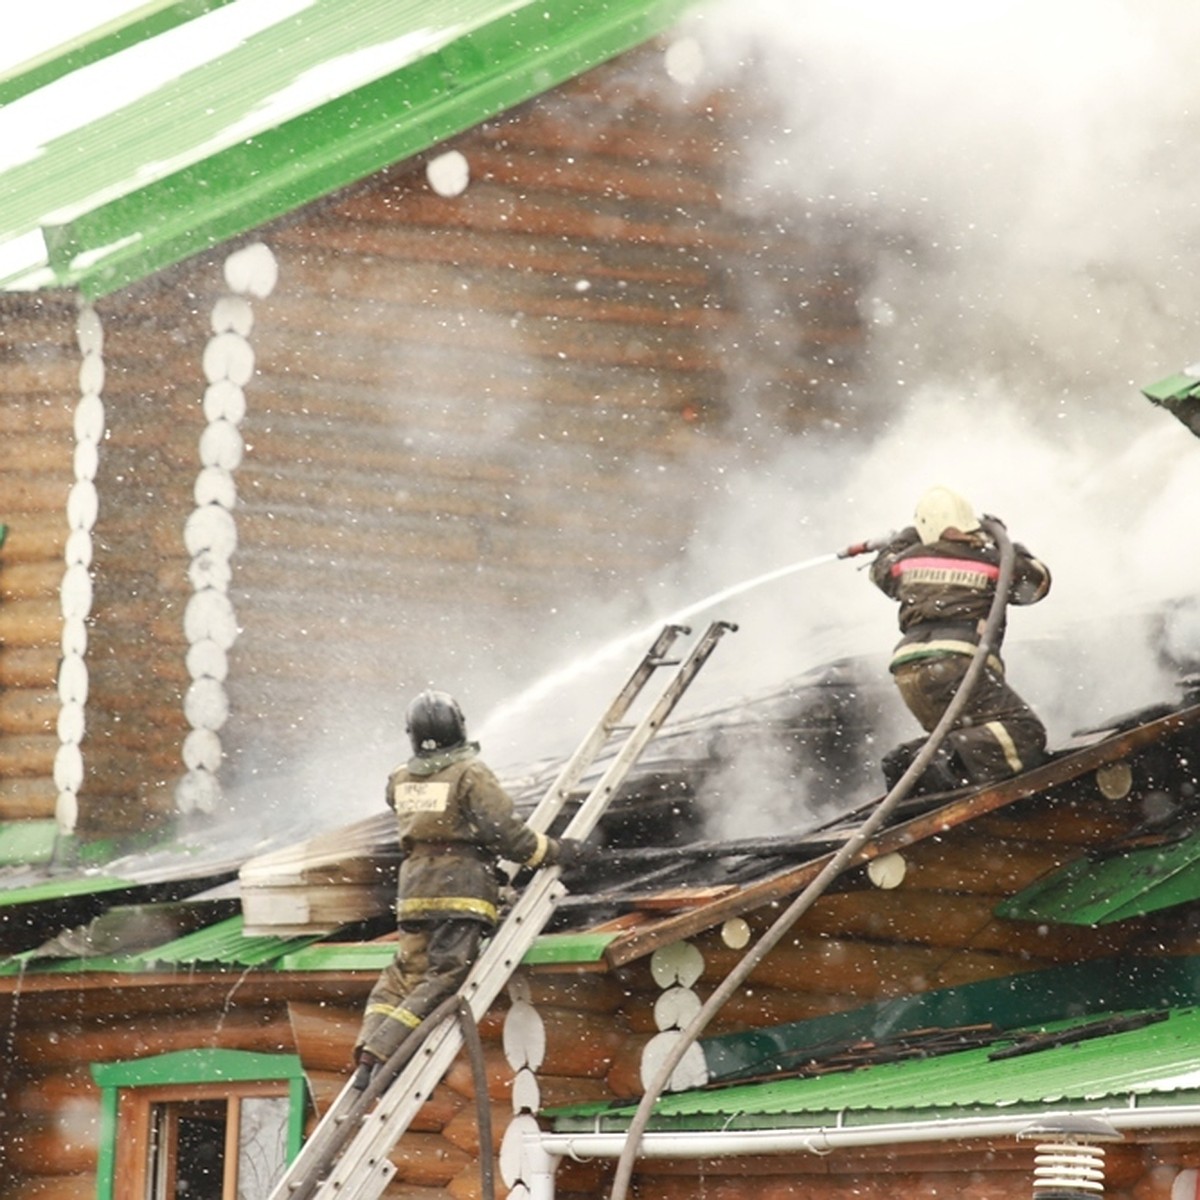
left=477, top=551, right=841, bottom=744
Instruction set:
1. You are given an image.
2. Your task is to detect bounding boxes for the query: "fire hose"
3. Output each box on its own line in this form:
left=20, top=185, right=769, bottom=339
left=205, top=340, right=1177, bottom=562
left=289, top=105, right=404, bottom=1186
left=605, top=517, right=1016, bottom=1200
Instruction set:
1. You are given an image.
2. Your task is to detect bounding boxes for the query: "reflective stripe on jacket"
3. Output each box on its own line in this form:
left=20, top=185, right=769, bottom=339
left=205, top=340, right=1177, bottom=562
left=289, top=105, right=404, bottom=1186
left=870, top=526, right=1050, bottom=671
left=387, top=743, right=552, bottom=926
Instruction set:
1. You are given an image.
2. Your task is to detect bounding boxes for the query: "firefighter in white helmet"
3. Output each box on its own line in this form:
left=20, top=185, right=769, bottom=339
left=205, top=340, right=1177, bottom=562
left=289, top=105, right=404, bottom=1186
left=869, top=486, right=1052, bottom=793
left=352, top=689, right=590, bottom=1087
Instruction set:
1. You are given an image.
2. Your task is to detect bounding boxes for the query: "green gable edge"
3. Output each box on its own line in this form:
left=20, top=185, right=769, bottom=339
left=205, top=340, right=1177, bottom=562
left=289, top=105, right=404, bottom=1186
left=11, top=0, right=698, bottom=299
left=0, top=0, right=236, bottom=105
left=0, top=915, right=617, bottom=976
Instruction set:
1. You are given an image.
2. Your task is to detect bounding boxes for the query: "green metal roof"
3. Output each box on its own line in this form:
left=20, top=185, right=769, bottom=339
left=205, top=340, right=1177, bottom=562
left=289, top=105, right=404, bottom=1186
left=996, top=827, right=1200, bottom=926
left=700, top=954, right=1200, bottom=1084
left=0, top=913, right=616, bottom=976
left=0, top=0, right=696, bottom=299
left=550, top=1005, right=1200, bottom=1133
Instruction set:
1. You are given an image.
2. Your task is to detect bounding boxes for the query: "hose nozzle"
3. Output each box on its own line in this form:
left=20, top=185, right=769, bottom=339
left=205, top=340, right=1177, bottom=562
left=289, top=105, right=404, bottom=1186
left=838, top=531, right=896, bottom=559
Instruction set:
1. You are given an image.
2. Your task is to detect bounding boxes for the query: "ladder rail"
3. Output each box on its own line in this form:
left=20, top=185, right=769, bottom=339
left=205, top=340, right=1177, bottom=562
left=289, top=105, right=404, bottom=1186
left=521, top=623, right=688, bottom=836
left=274, top=622, right=735, bottom=1200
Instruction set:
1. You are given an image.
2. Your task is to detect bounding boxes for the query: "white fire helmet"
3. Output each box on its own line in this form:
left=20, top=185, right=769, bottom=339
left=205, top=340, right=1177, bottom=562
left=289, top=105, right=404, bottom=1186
left=914, top=486, right=980, bottom=544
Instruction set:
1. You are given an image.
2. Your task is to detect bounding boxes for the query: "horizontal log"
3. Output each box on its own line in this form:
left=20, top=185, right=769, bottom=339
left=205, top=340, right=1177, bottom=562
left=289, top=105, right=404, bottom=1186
left=695, top=937, right=1034, bottom=998
left=0, top=645, right=60, bottom=689
left=378, top=1186, right=452, bottom=1200
left=0, top=1176, right=96, bottom=1200
left=900, top=834, right=1079, bottom=894
left=529, top=1005, right=629, bottom=1079
left=385, top=1130, right=470, bottom=1187
left=604, top=1032, right=652, bottom=1099
left=621, top=983, right=860, bottom=1036
left=0, top=775, right=57, bottom=820
left=441, top=1102, right=512, bottom=1156
left=443, top=1042, right=513, bottom=1103
left=792, top=889, right=1133, bottom=961
left=303, top=1071, right=463, bottom=1133
left=14, top=1008, right=295, bottom=1066
left=8, top=1067, right=97, bottom=1116
left=0, top=598, right=61, bottom=645
left=287, top=1000, right=364, bottom=1073
left=242, top=883, right=393, bottom=935
left=445, top=1167, right=503, bottom=1200
left=0, top=392, right=77, bottom=436
left=0, top=513, right=68, bottom=561
left=3, top=436, right=76, bottom=475
left=0, top=361, right=78, bottom=400
left=0, top=476, right=73, bottom=515
left=0, top=734, right=57, bottom=777
left=2, top=1116, right=97, bottom=1174
left=1, top=559, right=64, bottom=600
left=628, top=1170, right=1037, bottom=1200
left=519, top=968, right=627, bottom=1014
left=0, top=687, right=57, bottom=736
left=532, top=1072, right=618, bottom=1110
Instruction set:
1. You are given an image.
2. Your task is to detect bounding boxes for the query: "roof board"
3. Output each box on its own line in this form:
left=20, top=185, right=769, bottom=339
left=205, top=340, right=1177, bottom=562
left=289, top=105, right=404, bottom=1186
left=0, top=0, right=695, bottom=299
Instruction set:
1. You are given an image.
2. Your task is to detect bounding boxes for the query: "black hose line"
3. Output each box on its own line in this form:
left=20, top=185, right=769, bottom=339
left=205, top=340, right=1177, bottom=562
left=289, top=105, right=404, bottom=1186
left=457, top=997, right=497, bottom=1200
left=605, top=518, right=1016, bottom=1200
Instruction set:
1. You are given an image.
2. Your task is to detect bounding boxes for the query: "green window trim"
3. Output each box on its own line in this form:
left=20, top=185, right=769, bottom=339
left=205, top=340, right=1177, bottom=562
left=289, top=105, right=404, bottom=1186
left=91, top=1048, right=307, bottom=1200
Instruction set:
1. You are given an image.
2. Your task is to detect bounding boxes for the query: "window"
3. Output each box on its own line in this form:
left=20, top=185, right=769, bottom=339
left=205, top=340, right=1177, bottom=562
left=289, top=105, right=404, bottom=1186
left=92, top=1050, right=306, bottom=1200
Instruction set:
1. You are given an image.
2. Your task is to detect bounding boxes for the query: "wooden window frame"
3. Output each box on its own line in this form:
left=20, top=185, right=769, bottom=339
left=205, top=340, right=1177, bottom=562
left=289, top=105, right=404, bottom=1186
left=91, top=1049, right=307, bottom=1200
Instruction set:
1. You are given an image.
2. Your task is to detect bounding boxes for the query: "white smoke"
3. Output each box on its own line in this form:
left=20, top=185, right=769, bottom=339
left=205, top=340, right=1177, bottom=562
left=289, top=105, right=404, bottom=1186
left=481, top=0, right=1200, bottom=829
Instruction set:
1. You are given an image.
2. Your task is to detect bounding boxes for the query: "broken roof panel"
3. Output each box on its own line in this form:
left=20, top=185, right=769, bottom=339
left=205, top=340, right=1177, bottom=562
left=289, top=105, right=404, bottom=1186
left=998, top=824, right=1200, bottom=926
left=0, top=0, right=695, bottom=298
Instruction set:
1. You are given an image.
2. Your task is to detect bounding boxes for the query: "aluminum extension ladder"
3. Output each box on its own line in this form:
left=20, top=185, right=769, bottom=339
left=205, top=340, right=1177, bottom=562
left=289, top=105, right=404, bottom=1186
left=267, top=620, right=736, bottom=1200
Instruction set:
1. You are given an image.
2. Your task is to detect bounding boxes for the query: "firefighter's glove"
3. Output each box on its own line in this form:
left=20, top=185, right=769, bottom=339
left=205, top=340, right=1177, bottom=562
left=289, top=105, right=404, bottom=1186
left=554, top=837, right=593, bottom=872
left=352, top=1050, right=380, bottom=1091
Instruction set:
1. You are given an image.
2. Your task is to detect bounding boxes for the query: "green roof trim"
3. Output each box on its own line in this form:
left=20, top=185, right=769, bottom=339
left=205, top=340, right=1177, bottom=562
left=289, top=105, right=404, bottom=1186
left=0, top=0, right=237, bottom=105
left=1143, top=370, right=1200, bottom=437
left=2, top=0, right=698, bottom=299
left=279, top=928, right=616, bottom=972
left=0, top=820, right=60, bottom=867
left=996, top=827, right=1200, bottom=925
left=0, top=873, right=137, bottom=909
left=522, top=930, right=617, bottom=964
left=92, top=1046, right=305, bottom=1089
left=550, top=1006, right=1200, bottom=1133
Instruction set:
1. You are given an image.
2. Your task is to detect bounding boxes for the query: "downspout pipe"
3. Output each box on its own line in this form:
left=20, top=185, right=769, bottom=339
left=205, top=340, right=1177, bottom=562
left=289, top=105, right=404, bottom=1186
left=604, top=517, right=1017, bottom=1200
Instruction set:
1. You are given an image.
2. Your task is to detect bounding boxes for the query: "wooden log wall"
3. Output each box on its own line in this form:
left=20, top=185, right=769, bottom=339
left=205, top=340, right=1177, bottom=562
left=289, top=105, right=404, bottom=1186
left=212, top=43, right=868, bottom=779
left=0, top=38, right=868, bottom=842
left=0, top=294, right=78, bottom=825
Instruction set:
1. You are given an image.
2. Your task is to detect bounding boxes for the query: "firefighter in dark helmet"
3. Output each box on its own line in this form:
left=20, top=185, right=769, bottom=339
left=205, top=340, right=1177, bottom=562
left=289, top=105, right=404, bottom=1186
left=870, top=486, right=1051, bottom=793
left=353, top=689, right=589, bottom=1087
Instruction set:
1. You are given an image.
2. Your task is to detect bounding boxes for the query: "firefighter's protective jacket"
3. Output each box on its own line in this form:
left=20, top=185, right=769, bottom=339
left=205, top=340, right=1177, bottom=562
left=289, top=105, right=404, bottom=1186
left=870, top=525, right=1051, bottom=672
left=387, top=742, right=554, bottom=926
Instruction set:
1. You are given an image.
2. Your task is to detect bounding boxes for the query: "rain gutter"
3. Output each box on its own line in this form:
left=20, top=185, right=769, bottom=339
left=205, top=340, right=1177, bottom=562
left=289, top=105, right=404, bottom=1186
left=534, top=1103, right=1200, bottom=1160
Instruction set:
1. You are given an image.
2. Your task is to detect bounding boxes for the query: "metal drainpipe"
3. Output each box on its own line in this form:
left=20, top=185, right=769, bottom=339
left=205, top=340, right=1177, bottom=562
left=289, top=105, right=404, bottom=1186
left=605, top=518, right=1018, bottom=1200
